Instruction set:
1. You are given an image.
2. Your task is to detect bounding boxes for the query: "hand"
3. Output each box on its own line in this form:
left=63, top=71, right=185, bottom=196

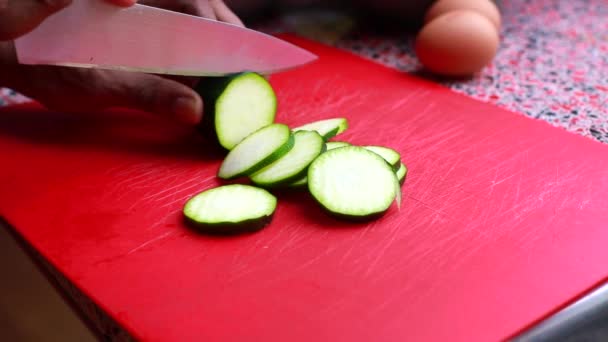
left=0, top=0, right=243, bottom=125
left=139, top=0, right=243, bottom=26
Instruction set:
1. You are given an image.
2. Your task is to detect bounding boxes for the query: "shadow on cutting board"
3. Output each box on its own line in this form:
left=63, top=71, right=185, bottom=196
left=0, top=103, right=225, bottom=162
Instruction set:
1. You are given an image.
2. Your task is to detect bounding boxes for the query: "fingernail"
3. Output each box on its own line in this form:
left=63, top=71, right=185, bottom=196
left=172, top=97, right=202, bottom=124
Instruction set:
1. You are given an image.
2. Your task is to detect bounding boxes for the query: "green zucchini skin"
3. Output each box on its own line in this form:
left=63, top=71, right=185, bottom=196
left=364, top=146, right=401, bottom=171
left=396, top=163, right=408, bottom=185
left=252, top=134, right=327, bottom=189
left=293, top=118, right=349, bottom=141
left=224, top=132, right=295, bottom=180
left=240, top=132, right=296, bottom=178
left=286, top=177, right=308, bottom=189
left=183, top=213, right=274, bottom=235
left=319, top=126, right=340, bottom=141
left=217, top=124, right=296, bottom=180
left=311, top=202, right=391, bottom=222
left=325, top=141, right=351, bottom=150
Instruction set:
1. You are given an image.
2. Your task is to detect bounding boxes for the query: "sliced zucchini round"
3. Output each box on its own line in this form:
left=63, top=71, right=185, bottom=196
left=196, top=72, right=277, bottom=150
left=183, top=184, right=277, bottom=234
left=252, top=130, right=326, bottom=187
left=308, top=146, right=399, bottom=220
left=293, top=118, right=348, bottom=141
left=364, top=146, right=401, bottom=171
left=218, top=123, right=294, bottom=180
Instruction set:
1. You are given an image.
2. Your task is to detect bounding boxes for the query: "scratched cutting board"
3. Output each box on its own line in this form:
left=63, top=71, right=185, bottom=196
left=1, top=35, right=608, bottom=341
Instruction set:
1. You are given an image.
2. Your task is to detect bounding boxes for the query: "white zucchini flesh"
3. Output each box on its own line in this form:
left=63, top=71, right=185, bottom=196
left=215, top=73, right=277, bottom=150
left=364, top=145, right=401, bottom=170
left=307, top=146, right=400, bottom=220
left=293, top=118, right=348, bottom=140
left=252, top=130, right=326, bottom=187
left=285, top=141, right=349, bottom=188
left=218, top=124, right=294, bottom=179
left=183, top=184, right=277, bottom=233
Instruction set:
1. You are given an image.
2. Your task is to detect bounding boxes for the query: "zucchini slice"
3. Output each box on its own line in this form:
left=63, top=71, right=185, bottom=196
left=252, top=130, right=326, bottom=187
left=287, top=176, right=308, bottom=188
left=195, top=72, right=277, bottom=150
left=396, top=163, right=408, bottom=185
left=307, top=146, right=399, bottom=220
left=183, top=184, right=276, bottom=234
left=364, top=146, right=401, bottom=171
left=283, top=141, right=349, bottom=188
left=285, top=140, right=348, bottom=188
left=326, top=141, right=350, bottom=150
left=293, top=118, right=348, bottom=140
left=218, top=124, right=294, bottom=179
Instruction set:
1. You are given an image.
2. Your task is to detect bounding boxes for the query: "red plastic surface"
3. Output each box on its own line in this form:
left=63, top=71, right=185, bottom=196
left=1, top=35, right=608, bottom=341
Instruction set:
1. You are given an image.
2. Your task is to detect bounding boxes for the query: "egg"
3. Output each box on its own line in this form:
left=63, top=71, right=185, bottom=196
left=425, top=0, right=501, bottom=30
left=415, top=10, right=499, bottom=77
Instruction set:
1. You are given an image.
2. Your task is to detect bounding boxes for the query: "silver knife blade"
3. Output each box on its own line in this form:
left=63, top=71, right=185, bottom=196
left=14, top=0, right=317, bottom=76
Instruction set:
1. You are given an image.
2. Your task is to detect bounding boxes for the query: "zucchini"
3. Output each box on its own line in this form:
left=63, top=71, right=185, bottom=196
left=218, top=124, right=294, bottom=180
left=251, top=130, right=326, bottom=187
left=283, top=141, right=349, bottom=189
left=293, top=118, right=348, bottom=141
left=183, top=184, right=276, bottom=234
left=184, top=78, right=410, bottom=232
left=195, top=72, right=277, bottom=150
left=326, top=141, right=350, bottom=150
left=364, top=146, right=401, bottom=171
left=287, top=176, right=308, bottom=188
left=396, top=163, right=408, bottom=185
left=307, top=146, right=400, bottom=220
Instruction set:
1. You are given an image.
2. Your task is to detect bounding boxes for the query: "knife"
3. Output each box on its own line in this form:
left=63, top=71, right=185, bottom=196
left=14, top=0, right=317, bottom=77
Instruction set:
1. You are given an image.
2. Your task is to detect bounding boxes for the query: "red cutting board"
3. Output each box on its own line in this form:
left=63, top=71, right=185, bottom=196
left=1, top=35, right=608, bottom=342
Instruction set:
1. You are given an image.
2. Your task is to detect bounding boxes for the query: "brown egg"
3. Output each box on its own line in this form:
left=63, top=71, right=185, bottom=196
left=425, top=0, right=501, bottom=30
left=415, top=10, right=499, bottom=77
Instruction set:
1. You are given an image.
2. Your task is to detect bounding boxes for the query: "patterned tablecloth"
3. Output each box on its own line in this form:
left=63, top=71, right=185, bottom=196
left=1, top=0, right=607, bottom=339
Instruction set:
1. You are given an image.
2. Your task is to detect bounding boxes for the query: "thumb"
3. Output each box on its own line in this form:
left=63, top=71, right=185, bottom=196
left=0, top=0, right=72, bottom=41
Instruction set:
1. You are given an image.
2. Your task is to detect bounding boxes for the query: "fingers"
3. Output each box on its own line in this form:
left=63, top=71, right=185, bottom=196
left=192, top=0, right=217, bottom=20
left=103, top=0, right=137, bottom=6
left=108, top=72, right=203, bottom=124
left=0, top=0, right=72, bottom=40
left=0, top=0, right=137, bottom=41
left=210, top=0, right=244, bottom=27
left=137, top=0, right=213, bottom=18
left=9, top=66, right=203, bottom=125
left=137, top=0, right=243, bottom=25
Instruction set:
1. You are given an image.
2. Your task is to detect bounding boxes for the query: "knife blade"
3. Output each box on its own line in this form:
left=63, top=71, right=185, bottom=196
left=14, top=0, right=317, bottom=76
